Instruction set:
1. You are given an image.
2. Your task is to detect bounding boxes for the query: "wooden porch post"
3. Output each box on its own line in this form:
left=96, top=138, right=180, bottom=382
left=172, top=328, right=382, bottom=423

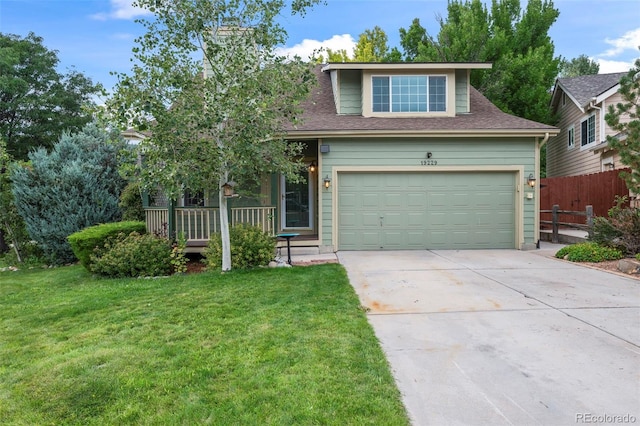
left=168, top=199, right=176, bottom=240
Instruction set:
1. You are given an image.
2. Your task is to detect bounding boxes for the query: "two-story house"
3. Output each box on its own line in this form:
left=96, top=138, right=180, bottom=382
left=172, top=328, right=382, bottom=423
left=143, top=62, right=559, bottom=252
left=547, top=72, right=627, bottom=177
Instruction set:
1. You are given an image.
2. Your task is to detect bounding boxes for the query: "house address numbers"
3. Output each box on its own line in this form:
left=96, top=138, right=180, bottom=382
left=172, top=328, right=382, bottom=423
left=420, top=159, right=438, bottom=166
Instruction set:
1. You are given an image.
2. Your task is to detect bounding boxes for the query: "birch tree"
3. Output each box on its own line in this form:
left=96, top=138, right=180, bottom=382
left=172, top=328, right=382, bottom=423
left=109, top=0, right=321, bottom=271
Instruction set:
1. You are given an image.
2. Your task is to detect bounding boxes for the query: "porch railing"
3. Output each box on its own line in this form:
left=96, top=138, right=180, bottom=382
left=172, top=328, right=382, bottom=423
left=145, top=206, right=276, bottom=243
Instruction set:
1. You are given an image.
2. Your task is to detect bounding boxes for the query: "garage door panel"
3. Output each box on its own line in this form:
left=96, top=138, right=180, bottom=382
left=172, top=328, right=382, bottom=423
left=361, top=212, right=380, bottom=227
left=338, top=172, right=515, bottom=250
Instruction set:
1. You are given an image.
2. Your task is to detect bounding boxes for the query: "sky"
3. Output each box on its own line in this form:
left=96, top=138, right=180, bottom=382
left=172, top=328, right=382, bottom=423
left=1, top=0, right=639, bottom=96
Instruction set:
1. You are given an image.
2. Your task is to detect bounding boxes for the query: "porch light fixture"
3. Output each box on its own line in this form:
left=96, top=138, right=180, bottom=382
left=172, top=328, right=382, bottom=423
left=308, top=161, right=316, bottom=173
left=323, top=175, right=331, bottom=189
left=222, top=181, right=237, bottom=197
left=527, top=174, right=536, bottom=188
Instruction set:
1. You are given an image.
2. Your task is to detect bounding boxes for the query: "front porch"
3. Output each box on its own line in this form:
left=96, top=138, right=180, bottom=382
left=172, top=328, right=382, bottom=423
left=145, top=206, right=319, bottom=253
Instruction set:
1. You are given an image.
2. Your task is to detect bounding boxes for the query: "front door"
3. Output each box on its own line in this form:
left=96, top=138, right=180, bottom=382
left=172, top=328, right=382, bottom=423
left=281, top=175, right=313, bottom=230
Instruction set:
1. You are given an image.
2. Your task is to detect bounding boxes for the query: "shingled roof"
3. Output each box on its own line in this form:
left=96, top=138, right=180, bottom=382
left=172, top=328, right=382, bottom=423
left=286, top=65, right=558, bottom=137
left=553, top=72, right=625, bottom=110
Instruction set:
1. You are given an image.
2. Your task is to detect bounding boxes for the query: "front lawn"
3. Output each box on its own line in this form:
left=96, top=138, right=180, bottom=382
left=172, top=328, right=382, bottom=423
left=0, top=264, right=408, bottom=425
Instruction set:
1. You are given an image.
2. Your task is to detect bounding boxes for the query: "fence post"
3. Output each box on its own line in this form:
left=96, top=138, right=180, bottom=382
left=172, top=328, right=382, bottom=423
left=552, top=204, right=559, bottom=243
left=585, top=205, right=594, bottom=239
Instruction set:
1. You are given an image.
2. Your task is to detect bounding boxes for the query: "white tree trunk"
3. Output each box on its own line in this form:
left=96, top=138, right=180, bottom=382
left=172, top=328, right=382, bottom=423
left=219, top=173, right=232, bottom=271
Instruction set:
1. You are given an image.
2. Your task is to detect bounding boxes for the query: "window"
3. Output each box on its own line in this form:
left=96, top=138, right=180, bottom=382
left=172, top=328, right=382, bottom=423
left=372, top=75, right=446, bottom=113
left=581, top=115, right=596, bottom=147
left=183, top=189, right=205, bottom=207
left=567, top=126, right=575, bottom=149
left=562, top=92, right=566, bottom=107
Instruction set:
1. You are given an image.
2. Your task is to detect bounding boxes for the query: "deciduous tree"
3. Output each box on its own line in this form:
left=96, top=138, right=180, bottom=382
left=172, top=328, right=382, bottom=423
left=559, top=54, right=600, bottom=77
left=109, top=0, right=322, bottom=271
left=0, top=32, right=102, bottom=160
left=398, top=0, right=560, bottom=124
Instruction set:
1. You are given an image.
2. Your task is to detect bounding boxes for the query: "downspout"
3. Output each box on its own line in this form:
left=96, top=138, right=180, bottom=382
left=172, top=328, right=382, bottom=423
left=535, top=132, right=550, bottom=249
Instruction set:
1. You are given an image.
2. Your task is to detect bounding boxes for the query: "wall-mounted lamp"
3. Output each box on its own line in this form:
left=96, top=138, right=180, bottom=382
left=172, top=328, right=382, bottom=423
left=323, top=175, right=331, bottom=189
left=527, top=173, right=537, bottom=188
left=308, top=161, right=316, bottom=173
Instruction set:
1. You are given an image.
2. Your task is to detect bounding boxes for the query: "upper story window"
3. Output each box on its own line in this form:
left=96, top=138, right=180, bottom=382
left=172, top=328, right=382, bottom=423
left=372, top=75, right=446, bottom=113
left=581, top=115, right=596, bottom=147
left=567, top=126, right=575, bottom=149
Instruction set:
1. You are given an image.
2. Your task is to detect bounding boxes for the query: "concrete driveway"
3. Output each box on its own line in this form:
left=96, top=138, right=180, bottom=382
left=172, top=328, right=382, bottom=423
left=338, top=247, right=640, bottom=426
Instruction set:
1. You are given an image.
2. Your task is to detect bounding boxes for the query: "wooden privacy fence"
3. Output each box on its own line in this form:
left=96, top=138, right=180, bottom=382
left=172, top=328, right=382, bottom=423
left=540, top=169, right=630, bottom=225
left=540, top=204, right=593, bottom=243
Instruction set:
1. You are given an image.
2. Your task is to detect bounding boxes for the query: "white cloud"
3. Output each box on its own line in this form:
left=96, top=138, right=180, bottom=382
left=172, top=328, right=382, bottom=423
left=596, top=58, right=634, bottom=74
left=91, top=0, right=151, bottom=21
left=276, top=34, right=356, bottom=60
left=601, top=28, right=640, bottom=57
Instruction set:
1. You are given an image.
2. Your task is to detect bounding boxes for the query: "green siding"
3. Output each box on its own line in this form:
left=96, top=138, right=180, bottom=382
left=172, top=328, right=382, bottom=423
left=319, top=137, right=537, bottom=248
left=455, top=70, right=469, bottom=114
left=339, top=70, right=362, bottom=115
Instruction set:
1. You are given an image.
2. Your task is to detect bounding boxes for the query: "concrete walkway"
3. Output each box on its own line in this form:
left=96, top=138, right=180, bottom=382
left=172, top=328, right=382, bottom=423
left=338, top=246, right=640, bottom=426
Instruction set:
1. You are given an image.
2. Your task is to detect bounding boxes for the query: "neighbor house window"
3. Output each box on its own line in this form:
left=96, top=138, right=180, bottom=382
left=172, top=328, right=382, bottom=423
left=581, top=115, right=596, bottom=147
left=183, top=190, right=205, bottom=207
left=567, top=126, right=575, bottom=149
left=372, top=75, right=446, bottom=113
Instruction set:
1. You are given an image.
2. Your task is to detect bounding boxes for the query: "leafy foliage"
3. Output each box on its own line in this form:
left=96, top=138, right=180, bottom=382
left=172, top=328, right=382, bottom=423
left=90, top=232, right=172, bottom=278
left=119, top=181, right=145, bottom=221
left=605, top=54, right=640, bottom=195
left=555, top=242, right=624, bottom=263
left=68, top=221, right=147, bottom=270
left=10, top=124, right=127, bottom=264
left=109, top=0, right=322, bottom=271
left=398, top=0, right=560, bottom=124
left=0, top=32, right=103, bottom=160
left=204, top=224, right=276, bottom=270
left=591, top=197, right=640, bottom=256
left=559, top=54, right=600, bottom=78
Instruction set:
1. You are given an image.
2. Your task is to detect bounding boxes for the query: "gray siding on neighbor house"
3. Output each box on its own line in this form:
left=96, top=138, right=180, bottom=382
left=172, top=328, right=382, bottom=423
left=339, top=70, right=362, bottom=115
left=455, top=70, right=469, bottom=113
left=547, top=91, right=626, bottom=177
left=319, top=137, right=537, bottom=248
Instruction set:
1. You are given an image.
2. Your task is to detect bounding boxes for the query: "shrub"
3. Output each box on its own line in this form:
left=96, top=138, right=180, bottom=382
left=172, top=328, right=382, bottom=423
left=119, top=181, right=146, bottom=221
left=68, top=221, right=147, bottom=270
left=10, top=124, right=127, bottom=264
left=90, top=232, right=172, bottom=278
left=591, top=196, right=640, bottom=256
left=203, top=224, right=275, bottom=270
left=555, top=242, right=624, bottom=263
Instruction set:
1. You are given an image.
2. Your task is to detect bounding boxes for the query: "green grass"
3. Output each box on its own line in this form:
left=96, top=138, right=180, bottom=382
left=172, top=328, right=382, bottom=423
left=0, top=265, right=408, bottom=425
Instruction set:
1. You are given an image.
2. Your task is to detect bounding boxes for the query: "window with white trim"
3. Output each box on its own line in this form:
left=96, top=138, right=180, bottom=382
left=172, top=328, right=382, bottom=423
left=581, top=115, right=595, bottom=147
left=567, top=126, right=574, bottom=149
left=372, top=75, right=446, bottom=113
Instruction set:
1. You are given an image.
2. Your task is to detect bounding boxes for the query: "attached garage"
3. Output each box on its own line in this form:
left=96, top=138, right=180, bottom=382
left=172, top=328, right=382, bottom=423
left=338, top=171, right=516, bottom=250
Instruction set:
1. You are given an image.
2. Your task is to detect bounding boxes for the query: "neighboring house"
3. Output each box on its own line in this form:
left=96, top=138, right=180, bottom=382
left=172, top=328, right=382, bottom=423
left=143, top=62, right=559, bottom=253
left=547, top=72, right=628, bottom=177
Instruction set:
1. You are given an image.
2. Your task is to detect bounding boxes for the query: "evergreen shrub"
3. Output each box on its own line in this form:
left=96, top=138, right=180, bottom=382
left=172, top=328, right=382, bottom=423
left=90, top=232, right=172, bottom=278
left=204, top=224, right=275, bottom=270
left=10, top=124, right=127, bottom=264
left=68, top=221, right=146, bottom=270
left=119, top=181, right=145, bottom=221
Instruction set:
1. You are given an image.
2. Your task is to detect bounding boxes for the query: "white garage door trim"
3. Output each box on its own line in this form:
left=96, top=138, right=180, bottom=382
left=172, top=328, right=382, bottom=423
left=331, top=165, right=525, bottom=251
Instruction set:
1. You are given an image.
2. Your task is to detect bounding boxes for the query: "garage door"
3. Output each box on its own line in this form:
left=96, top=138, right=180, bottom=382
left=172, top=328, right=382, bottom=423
left=338, top=172, right=515, bottom=250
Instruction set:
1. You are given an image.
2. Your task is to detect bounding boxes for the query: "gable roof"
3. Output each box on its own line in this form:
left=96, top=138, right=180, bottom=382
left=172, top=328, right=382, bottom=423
left=551, top=72, right=625, bottom=112
left=286, top=65, right=558, bottom=138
